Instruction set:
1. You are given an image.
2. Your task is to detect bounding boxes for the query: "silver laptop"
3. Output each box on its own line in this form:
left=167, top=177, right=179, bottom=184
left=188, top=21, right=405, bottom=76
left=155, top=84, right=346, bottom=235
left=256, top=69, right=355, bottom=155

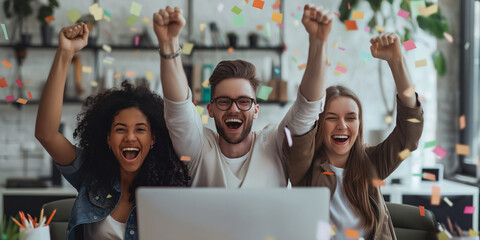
left=136, top=187, right=330, bottom=240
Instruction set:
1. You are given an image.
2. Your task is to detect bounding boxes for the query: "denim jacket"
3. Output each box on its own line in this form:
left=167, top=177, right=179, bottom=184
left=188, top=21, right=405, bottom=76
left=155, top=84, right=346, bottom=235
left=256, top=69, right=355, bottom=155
left=56, top=147, right=138, bottom=240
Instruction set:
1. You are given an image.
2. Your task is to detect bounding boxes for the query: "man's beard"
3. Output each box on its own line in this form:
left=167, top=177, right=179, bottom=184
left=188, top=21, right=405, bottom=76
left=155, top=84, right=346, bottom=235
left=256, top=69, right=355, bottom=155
left=215, top=117, right=253, bottom=144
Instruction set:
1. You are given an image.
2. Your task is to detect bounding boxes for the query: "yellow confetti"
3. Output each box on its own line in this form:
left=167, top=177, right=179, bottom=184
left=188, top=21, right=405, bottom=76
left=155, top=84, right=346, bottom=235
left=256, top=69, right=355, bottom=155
left=142, top=17, right=150, bottom=23
left=82, top=66, right=93, bottom=73
left=201, top=114, right=209, bottom=124
left=196, top=106, right=204, bottom=115
left=385, top=115, right=393, bottom=124
left=202, top=79, right=210, bottom=88
left=407, top=118, right=421, bottom=123
left=146, top=71, right=154, bottom=81
left=398, top=148, right=411, bottom=160
left=415, top=59, right=427, bottom=68
left=469, top=229, right=479, bottom=237
left=443, top=197, right=453, bottom=207
left=90, top=80, right=98, bottom=87
left=106, top=194, right=112, bottom=199
left=374, top=25, right=385, bottom=32
left=352, top=11, right=364, bottom=19
left=182, top=43, right=194, bottom=55
left=180, top=155, right=191, bottom=161
left=16, top=98, right=28, bottom=104
left=102, top=44, right=112, bottom=53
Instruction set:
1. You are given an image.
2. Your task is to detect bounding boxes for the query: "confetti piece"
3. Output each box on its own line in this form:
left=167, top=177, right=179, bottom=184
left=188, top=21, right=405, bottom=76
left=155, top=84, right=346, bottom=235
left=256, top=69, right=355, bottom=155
left=233, top=15, right=246, bottom=27
left=130, top=2, right=142, bottom=16
left=360, top=51, right=373, bottom=62
left=141, top=17, right=150, bottom=23
left=335, top=65, right=347, bottom=73
left=103, top=58, right=113, bottom=64
left=422, top=172, right=436, bottom=181
left=180, top=155, right=191, bottom=162
left=125, top=15, right=138, bottom=26
left=1, top=23, right=8, bottom=40
left=2, top=59, right=12, bottom=69
left=253, top=0, right=265, bottom=9
left=228, top=47, right=234, bottom=54
left=179, top=43, right=194, bottom=55
left=464, top=206, right=475, bottom=214
left=196, top=106, right=204, bottom=115
left=347, top=2, right=351, bottom=9
left=456, top=144, right=470, bottom=156
left=44, top=16, right=55, bottom=23
left=419, top=206, right=425, bottom=216
left=322, top=172, right=334, bottom=176
left=330, top=226, right=336, bottom=236
left=114, top=73, right=122, bottom=79
left=338, top=47, right=345, bottom=51
left=345, top=229, right=359, bottom=239
left=201, top=114, right=209, bottom=124
left=465, top=42, right=470, bottom=50
left=28, top=92, right=32, bottom=100
left=15, top=78, right=23, bottom=87
left=403, top=85, right=415, bottom=97
left=443, top=32, right=453, bottom=43
left=364, top=26, right=370, bottom=32
left=352, top=11, right=364, bottom=19
left=385, top=115, right=393, bottom=124
left=264, top=22, right=271, bottom=37
left=431, top=185, right=441, bottom=205
left=272, top=12, right=283, bottom=24
left=443, top=197, right=453, bottom=207
left=5, top=95, right=14, bottom=102
left=284, top=127, right=292, bottom=147
left=67, top=9, right=82, bottom=23
left=102, top=44, right=112, bottom=53
left=231, top=6, right=242, bottom=15
left=344, top=20, right=358, bottom=30
left=397, top=9, right=410, bottom=19
left=0, top=77, right=7, bottom=88
left=104, top=9, right=113, bottom=19
left=424, top=140, right=437, bottom=148
left=16, top=98, right=27, bottom=104
left=415, top=59, right=427, bottom=68
left=298, top=63, right=307, bottom=70
left=432, top=145, right=447, bottom=158
left=82, top=66, right=92, bottom=73
left=412, top=173, right=425, bottom=177
left=419, top=4, right=438, bottom=16
left=90, top=80, right=98, bottom=87
left=372, top=178, right=385, bottom=187
left=272, top=1, right=280, bottom=10
left=257, top=85, right=273, bottom=100
left=398, top=148, right=411, bottom=160
left=106, top=194, right=112, bottom=199
left=374, top=25, right=385, bottom=32
left=407, top=118, right=421, bottom=123
left=469, top=229, right=479, bottom=237
left=146, top=70, right=154, bottom=81
left=256, top=25, right=263, bottom=30
left=89, top=3, right=103, bottom=21
left=134, top=35, right=140, bottom=46
left=437, top=230, right=450, bottom=240
left=125, top=71, right=135, bottom=77
left=274, top=67, right=280, bottom=75
left=402, top=40, right=417, bottom=51
left=459, top=115, right=466, bottom=130
left=202, top=79, right=209, bottom=88
left=217, top=3, right=224, bottom=12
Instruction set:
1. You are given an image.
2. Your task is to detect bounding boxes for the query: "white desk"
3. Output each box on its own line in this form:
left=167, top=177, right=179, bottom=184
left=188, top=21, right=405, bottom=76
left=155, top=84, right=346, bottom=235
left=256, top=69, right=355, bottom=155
left=381, top=179, right=479, bottom=231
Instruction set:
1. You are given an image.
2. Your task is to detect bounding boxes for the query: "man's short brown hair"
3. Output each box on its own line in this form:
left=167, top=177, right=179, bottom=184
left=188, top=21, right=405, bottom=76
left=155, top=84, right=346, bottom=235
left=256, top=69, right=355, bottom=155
left=209, top=60, right=260, bottom=100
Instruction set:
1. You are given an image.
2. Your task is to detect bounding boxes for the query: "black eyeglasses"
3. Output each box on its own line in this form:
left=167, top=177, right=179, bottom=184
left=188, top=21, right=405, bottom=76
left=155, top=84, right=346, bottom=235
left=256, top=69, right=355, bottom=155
left=211, top=97, right=257, bottom=111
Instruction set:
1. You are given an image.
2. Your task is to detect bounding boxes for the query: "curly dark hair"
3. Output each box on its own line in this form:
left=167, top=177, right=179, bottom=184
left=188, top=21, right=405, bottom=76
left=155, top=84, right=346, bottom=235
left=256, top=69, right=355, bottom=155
left=73, top=81, right=190, bottom=201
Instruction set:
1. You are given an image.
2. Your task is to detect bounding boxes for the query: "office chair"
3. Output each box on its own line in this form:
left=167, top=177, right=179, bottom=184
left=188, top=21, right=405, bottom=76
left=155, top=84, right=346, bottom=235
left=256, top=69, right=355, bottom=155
left=386, top=202, right=438, bottom=240
left=42, top=198, right=75, bottom=240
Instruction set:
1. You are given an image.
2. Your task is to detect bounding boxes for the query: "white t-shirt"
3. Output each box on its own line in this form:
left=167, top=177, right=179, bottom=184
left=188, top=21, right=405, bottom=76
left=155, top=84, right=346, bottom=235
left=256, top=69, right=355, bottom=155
left=84, top=215, right=125, bottom=240
left=164, top=90, right=324, bottom=188
left=329, top=164, right=368, bottom=239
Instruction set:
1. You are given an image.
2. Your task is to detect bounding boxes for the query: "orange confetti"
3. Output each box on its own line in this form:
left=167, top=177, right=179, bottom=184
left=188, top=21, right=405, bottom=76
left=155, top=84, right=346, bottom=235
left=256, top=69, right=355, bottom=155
left=2, top=59, right=12, bottom=69
left=272, top=12, right=283, bottom=24
left=459, top=115, right=466, bottom=130
left=431, top=185, right=441, bottom=205
left=228, top=47, right=234, bottom=54
left=114, top=73, right=122, bottom=79
left=256, top=25, right=263, bottom=30
left=422, top=172, right=436, bottom=181
left=125, top=71, right=135, bottom=77
left=345, top=229, right=359, bottom=238
left=180, top=155, right=191, bottom=161
left=372, top=178, right=385, bottom=187
left=419, top=206, right=425, bottom=216
left=456, top=144, right=470, bottom=156
left=252, top=0, right=264, bottom=9
left=27, top=91, right=32, bottom=100
left=272, top=0, right=280, bottom=10
left=45, top=16, right=55, bottom=23
left=344, top=20, right=358, bottom=30
left=322, top=172, right=334, bottom=176
left=298, top=63, right=307, bottom=70
left=0, top=77, right=7, bottom=88
left=16, top=98, right=28, bottom=104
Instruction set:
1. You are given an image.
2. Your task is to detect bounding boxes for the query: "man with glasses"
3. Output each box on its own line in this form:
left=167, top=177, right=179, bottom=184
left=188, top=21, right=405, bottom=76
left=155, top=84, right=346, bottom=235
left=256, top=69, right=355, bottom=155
left=154, top=4, right=332, bottom=187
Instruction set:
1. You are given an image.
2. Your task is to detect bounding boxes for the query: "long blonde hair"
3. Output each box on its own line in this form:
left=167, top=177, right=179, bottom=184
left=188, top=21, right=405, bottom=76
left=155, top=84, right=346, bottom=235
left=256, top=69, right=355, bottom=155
left=315, top=85, right=377, bottom=231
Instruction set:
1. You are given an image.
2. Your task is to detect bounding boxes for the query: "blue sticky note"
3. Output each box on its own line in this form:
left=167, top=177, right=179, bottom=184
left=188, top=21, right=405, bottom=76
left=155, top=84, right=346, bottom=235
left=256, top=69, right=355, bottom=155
left=257, top=85, right=273, bottom=101
left=1, top=24, right=8, bottom=40
left=233, top=15, right=245, bottom=27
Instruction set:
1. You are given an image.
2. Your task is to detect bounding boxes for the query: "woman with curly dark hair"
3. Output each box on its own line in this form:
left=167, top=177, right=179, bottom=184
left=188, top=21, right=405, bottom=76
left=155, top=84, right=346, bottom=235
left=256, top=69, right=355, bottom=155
left=35, top=23, right=189, bottom=240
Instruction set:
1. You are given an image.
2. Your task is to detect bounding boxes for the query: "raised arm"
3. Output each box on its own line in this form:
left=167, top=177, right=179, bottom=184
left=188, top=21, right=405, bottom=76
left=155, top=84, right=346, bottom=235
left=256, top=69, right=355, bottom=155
left=370, top=33, right=416, bottom=108
left=153, top=6, right=189, bottom=102
left=35, top=23, right=89, bottom=166
left=299, top=4, right=332, bottom=101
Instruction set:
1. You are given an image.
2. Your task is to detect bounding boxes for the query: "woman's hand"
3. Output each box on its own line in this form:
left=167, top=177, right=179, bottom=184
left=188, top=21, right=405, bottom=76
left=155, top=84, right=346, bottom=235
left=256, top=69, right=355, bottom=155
left=370, top=32, right=402, bottom=63
left=153, top=6, right=185, bottom=44
left=302, top=4, right=333, bottom=42
left=58, top=23, right=89, bottom=54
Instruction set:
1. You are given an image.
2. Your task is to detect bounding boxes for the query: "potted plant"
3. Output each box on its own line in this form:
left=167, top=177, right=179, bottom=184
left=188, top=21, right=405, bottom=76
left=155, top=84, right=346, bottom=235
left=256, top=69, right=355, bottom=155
left=3, top=0, right=34, bottom=44
left=37, top=0, right=59, bottom=46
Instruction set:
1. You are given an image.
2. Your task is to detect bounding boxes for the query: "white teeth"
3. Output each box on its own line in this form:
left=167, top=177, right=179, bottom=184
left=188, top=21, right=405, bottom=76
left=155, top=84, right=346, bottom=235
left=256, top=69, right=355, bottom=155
left=332, top=135, right=348, bottom=139
left=225, top=119, right=243, bottom=123
left=122, top=147, right=139, bottom=151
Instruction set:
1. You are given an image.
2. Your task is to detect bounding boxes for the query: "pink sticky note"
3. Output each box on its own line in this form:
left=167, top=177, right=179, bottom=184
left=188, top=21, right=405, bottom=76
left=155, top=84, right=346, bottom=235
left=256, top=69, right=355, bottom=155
left=397, top=9, right=410, bottom=19
left=284, top=127, right=292, bottom=147
left=402, top=40, right=417, bottom=51
left=335, top=65, right=347, bottom=73
left=464, top=206, right=475, bottom=214
left=15, top=78, right=23, bottom=87
left=5, top=95, right=14, bottom=102
left=432, top=145, right=447, bottom=159
left=364, top=26, right=371, bottom=32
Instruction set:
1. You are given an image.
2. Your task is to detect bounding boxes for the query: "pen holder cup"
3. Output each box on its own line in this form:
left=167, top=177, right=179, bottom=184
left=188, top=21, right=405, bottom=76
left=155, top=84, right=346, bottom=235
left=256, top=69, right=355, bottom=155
left=19, top=226, right=50, bottom=240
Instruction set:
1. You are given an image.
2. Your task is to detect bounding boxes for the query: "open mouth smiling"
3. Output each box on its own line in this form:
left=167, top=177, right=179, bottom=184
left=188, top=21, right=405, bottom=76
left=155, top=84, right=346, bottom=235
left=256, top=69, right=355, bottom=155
left=225, top=118, right=243, bottom=129
left=122, top=147, right=140, bottom=160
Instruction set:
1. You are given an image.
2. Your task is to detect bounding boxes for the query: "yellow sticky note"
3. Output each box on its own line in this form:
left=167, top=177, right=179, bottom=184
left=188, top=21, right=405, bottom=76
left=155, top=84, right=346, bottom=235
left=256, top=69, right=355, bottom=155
left=201, top=114, right=209, bottom=124
left=16, top=98, right=28, bottom=104
left=146, top=71, right=154, bottom=81
left=398, top=148, right=411, bottom=160
left=456, top=144, right=470, bottom=156
left=202, top=79, right=210, bottom=88
left=182, top=43, right=194, bottom=55
left=459, top=115, right=466, bottom=130
left=375, top=25, right=385, bottom=32
left=82, top=66, right=92, bottom=73
left=126, top=71, right=135, bottom=77
left=431, top=185, right=441, bottom=205
left=415, top=59, right=427, bottom=68
left=407, top=118, right=421, bottom=123
left=180, top=155, right=191, bottom=161
left=196, top=106, right=204, bottom=115
left=352, top=11, right=364, bottom=19
left=272, top=12, right=283, bottom=24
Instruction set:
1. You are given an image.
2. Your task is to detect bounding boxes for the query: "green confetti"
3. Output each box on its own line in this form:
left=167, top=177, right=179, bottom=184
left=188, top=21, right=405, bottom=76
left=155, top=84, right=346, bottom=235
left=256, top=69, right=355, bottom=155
left=125, top=15, right=138, bottom=26
left=257, top=85, right=273, bottom=101
left=231, top=6, right=242, bottom=15
left=233, top=15, right=246, bottom=27
left=424, top=140, right=437, bottom=148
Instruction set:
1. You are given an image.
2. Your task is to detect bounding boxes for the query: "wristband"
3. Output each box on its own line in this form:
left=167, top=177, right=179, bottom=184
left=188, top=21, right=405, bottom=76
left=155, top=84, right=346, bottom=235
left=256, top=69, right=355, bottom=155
left=159, top=47, right=182, bottom=59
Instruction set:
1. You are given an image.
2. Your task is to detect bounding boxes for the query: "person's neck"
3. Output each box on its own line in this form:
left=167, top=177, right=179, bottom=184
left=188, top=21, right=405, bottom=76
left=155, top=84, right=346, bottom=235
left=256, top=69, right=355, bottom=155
left=219, top=132, right=253, bottom=158
left=119, top=171, right=137, bottom=196
left=326, top=151, right=348, bottom=169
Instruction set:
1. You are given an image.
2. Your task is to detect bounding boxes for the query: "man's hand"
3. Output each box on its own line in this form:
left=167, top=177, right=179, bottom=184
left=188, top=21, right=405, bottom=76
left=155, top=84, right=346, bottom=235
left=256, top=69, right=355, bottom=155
left=59, top=23, right=89, bottom=54
left=153, top=6, right=185, bottom=43
left=302, top=4, right=333, bottom=42
left=370, top=32, right=402, bottom=62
